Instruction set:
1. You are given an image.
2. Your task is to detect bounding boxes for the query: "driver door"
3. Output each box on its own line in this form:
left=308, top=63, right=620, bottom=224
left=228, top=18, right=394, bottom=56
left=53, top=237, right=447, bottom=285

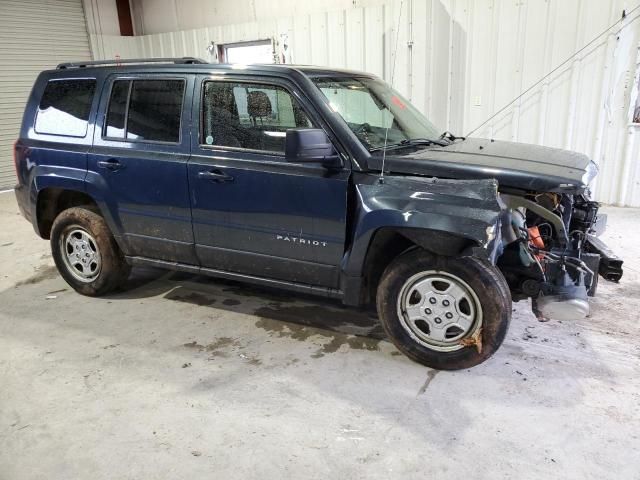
left=188, top=75, right=350, bottom=288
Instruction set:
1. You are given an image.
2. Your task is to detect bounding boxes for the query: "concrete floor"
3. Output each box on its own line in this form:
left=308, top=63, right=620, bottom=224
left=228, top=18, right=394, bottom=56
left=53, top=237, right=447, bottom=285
left=0, top=191, right=639, bottom=480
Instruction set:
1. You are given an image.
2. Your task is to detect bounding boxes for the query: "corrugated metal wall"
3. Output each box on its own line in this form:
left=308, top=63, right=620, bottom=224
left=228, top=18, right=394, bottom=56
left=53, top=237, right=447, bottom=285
left=0, top=0, right=92, bottom=190
left=90, top=0, right=640, bottom=206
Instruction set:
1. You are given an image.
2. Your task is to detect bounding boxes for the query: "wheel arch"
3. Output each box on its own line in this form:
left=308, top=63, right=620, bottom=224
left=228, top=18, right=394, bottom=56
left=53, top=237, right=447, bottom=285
left=36, top=187, right=101, bottom=239
left=355, top=226, right=480, bottom=308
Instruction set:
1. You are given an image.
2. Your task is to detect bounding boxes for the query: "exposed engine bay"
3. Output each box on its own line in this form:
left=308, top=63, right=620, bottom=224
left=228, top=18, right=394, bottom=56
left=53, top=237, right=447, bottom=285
left=498, top=191, right=624, bottom=321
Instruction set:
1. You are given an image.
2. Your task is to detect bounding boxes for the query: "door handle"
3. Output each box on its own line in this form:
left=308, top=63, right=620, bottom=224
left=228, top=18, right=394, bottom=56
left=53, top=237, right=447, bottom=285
left=97, top=159, right=124, bottom=171
left=198, top=169, right=234, bottom=183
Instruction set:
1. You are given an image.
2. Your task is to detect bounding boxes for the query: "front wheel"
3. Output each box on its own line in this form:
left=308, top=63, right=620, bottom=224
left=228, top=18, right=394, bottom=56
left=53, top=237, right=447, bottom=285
left=50, top=207, right=130, bottom=296
left=377, top=250, right=511, bottom=370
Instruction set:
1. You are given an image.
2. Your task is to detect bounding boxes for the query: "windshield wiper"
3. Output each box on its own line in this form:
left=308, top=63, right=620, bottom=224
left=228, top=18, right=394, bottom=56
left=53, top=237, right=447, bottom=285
left=439, top=131, right=466, bottom=142
left=370, top=137, right=448, bottom=152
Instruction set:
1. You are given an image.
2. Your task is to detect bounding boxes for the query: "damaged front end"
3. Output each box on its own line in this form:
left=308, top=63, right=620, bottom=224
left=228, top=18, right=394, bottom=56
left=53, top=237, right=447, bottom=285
left=497, top=192, right=623, bottom=321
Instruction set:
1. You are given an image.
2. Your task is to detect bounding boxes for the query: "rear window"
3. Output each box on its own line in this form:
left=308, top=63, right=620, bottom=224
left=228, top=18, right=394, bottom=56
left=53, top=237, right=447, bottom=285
left=104, top=79, right=185, bottom=143
left=35, top=79, right=96, bottom=137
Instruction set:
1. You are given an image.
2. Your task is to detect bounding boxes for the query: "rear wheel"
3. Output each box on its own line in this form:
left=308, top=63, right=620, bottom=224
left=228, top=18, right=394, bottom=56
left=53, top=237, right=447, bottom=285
left=50, top=207, right=130, bottom=296
left=377, top=249, right=511, bottom=370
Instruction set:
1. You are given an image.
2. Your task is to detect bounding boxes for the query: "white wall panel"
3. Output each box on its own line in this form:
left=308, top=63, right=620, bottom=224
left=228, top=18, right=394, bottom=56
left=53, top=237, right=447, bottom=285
left=132, top=0, right=389, bottom=34
left=82, top=0, right=120, bottom=35
left=92, top=0, right=640, bottom=206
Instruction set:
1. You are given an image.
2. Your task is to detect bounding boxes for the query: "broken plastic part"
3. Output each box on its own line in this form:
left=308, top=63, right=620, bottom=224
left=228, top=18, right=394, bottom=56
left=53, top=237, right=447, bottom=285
left=460, top=327, right=483, bottom=354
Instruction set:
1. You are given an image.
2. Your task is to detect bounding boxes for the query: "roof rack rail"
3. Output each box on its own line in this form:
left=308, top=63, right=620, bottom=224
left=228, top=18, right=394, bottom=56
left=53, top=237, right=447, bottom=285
left=56, top=57, right=208, bottom=69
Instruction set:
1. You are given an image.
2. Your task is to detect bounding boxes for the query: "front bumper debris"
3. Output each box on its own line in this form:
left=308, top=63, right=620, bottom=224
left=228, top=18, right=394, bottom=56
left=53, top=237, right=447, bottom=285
left=585, top=234, right=624, bottom=282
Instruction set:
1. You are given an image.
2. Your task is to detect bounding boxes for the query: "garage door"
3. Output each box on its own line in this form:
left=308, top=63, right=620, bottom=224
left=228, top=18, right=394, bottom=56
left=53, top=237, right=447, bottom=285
left=0, top=0, right=92, bottom=190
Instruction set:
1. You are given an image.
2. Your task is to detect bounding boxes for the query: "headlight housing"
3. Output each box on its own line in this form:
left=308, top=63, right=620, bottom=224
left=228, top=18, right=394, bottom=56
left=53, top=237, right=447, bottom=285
left=581, top=160, right=599, bottom=188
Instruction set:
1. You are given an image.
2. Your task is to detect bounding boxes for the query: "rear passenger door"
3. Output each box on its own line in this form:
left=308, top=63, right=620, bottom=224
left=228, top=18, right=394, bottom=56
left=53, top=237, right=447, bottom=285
left=188, top=75, right=349, bottom=288
left=87, top=74, right=197, bottom=264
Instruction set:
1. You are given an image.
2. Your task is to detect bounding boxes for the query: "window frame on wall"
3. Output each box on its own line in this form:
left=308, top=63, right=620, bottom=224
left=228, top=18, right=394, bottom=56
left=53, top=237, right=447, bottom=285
left=199, top=77, right=315, bottom=156
left=34, top=78, right=97, bottom=138
left=217, top=39, right=274, bottom=64
left=102, top=76, right=186, bottom=145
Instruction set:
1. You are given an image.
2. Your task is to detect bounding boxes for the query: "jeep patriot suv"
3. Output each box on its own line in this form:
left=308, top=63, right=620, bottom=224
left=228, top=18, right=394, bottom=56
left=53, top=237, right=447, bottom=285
left=13, top=57, right=624, bottom=370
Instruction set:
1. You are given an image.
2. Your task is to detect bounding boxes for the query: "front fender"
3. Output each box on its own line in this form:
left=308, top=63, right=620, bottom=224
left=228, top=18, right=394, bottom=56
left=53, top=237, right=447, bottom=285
left=343, top=176, right=505, bottom=277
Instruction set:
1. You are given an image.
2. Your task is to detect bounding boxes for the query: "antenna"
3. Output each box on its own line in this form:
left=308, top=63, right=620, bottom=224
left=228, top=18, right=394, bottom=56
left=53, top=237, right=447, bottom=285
left=379, top=0, right=404, bottom=184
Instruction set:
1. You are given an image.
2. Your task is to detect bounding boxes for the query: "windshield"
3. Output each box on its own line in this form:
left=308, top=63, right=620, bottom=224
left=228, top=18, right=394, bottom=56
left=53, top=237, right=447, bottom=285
left=311, top=76, right=442, bottom=151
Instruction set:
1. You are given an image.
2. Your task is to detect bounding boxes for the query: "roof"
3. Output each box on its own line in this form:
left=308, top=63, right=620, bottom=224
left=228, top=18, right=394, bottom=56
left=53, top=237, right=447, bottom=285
left=51, top=57, right=375, bottom=79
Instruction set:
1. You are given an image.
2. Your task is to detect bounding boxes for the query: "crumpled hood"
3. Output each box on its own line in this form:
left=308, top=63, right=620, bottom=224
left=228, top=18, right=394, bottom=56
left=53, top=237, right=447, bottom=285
left=368, top=138, right=598, bottom=193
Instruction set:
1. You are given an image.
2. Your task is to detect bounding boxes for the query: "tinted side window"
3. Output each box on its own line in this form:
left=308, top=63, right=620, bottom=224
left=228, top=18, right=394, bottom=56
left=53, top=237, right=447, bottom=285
left=104, top=79, right=185, bottom=143
left=128, top=80, right=184, bottom=142
left=202, top=81, right=313, bottom=153
left=35, top=79, right=96, bottom=137
left=105, top=80, right=129, bottom=138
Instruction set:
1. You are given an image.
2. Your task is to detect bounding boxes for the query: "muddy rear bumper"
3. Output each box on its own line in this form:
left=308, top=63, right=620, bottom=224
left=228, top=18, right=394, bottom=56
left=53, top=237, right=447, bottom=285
left=14, top=184, right=30, bottom=222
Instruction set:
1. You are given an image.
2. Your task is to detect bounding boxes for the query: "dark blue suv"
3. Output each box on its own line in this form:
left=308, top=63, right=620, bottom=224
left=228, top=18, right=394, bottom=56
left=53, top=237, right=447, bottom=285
left=14, top=57, right=623, bottom=369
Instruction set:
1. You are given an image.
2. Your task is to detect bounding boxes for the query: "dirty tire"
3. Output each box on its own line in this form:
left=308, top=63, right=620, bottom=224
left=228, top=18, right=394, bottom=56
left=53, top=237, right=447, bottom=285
left=377, top=249, right=511, bottom=370
left=50, top=207, right=130, bottom=296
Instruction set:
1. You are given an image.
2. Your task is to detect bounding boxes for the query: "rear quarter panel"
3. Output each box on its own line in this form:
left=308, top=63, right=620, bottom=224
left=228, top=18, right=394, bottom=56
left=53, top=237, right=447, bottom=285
left=16, top=70, right=105, bottom=237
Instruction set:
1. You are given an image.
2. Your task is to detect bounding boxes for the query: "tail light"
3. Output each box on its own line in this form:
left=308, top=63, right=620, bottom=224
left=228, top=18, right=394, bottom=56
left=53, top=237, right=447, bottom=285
left=13, top=140, right=20, bottom=184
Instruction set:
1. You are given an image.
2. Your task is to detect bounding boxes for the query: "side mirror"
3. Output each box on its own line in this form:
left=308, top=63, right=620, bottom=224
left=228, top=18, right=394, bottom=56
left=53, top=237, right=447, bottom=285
left=285, top=128, right=343, bottom=169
